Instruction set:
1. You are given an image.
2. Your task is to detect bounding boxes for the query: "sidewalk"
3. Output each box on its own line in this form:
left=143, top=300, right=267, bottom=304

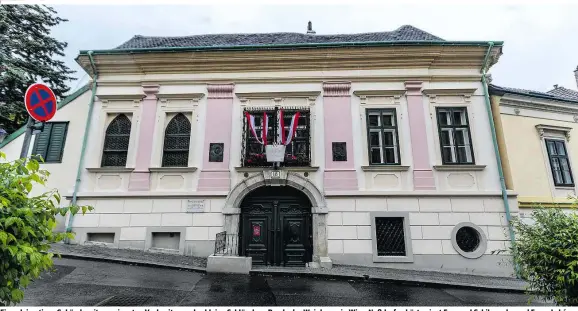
left=50, top=243, right=528, bottom=293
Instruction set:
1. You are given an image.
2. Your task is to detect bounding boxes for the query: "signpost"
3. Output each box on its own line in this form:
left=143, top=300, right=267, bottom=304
left=21, top=83, right=57, bottom=159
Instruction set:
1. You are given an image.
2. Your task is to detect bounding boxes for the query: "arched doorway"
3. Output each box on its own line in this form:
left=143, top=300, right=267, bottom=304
left=239, top=186, right=313, bottom=267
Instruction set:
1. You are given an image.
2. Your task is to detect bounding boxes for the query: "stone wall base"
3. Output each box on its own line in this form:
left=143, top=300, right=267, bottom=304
left=206, top=255, right=252, bottom=274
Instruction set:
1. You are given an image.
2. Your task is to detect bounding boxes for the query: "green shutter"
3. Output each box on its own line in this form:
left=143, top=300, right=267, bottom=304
left=45, top=122, right=68, bottom=163
left=31, top=123, right=53, bottom=161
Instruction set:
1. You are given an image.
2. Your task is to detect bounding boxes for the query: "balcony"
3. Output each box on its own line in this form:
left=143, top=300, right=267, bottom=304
left=241, top=107, right=311, bottom=168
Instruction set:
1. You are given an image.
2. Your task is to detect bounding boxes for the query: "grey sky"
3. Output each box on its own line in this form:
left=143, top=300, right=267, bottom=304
left=51, top=4, right=578, bottom=93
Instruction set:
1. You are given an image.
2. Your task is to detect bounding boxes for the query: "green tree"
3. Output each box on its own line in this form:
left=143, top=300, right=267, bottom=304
left=0, top=152, right=93, bottom=306
left=511, top=207, right=578, bottom=306
left=0, top=5, right=75, bottom=133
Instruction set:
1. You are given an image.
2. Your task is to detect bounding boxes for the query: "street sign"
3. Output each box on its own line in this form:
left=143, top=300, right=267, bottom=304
left=24, top=83, right=57, bottom=122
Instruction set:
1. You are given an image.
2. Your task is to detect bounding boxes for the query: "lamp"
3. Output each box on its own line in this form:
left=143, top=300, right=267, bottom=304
left=0, top=128, right=7, bottom=144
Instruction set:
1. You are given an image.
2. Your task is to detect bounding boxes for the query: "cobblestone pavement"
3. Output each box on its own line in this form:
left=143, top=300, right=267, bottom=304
left=50, top=243, right=528, bottom=292
left=20, top=258, right=548, bottom=307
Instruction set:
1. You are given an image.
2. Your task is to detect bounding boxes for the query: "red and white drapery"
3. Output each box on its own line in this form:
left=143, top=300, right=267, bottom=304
left=244, top=109, right=300, bottom=145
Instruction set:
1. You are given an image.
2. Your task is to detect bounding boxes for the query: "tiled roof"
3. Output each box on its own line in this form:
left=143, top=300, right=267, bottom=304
left=547, top=87, right=578, bottom=101
left=489, top=84, right=578, bottom=104
left=114, top=25, right=444, bottom=50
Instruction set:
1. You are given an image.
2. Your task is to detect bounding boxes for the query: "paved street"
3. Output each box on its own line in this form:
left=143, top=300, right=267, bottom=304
left=20, top=258, right=547, bottom=306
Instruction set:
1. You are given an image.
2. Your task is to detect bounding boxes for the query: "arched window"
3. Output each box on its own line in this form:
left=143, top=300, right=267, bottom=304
left=162, top=113, right=191, bottom=167
left=101, top=114, right=132, bottom=167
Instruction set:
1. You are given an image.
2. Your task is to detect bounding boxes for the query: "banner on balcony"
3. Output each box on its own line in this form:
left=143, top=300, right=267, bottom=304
left=278, top=109, right=301, bottom=145
left=244, top=111, right=269, bottom=145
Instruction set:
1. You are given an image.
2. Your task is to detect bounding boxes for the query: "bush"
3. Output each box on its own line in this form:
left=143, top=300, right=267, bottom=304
left=0, top=152, right=93, bottom=306
left=511, top=207, right=578, bottom=306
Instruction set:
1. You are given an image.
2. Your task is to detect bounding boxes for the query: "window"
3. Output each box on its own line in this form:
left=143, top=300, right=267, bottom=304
left=162, top=113, right=191, bottom=167
left=242, top=108, right=311, bottom=167
left=370, top=212, right=413, bottom=263
left=31, top=122, right=69, bottom=163
left=101, top=114, right=131, bottom=167
left=436, top=107, right=475, bottom=164
left=366, top=109, right=400, bottom=165
left=545, top=139, right=574, bottom=186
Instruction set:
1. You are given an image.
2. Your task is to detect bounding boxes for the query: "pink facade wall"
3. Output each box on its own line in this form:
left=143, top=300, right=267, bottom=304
left=197, top=84, right=235, bottom=191
left=404, top=81, right=436, bottom=190
left=323, top=82, right=358, bottom=191
left=128, top=84, right=159, bottom=191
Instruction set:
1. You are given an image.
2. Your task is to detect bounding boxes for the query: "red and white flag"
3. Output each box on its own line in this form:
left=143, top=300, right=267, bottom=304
left=278, top=109, right=300, bottom=145
left=244, top=111, right=269, bottom=145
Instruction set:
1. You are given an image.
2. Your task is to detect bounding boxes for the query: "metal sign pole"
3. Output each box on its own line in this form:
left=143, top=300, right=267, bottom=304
left=19, top=116, right=34, bottom=159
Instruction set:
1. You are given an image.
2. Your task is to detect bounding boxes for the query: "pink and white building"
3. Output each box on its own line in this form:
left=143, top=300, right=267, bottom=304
left=0, top=25, right=517, bottom=276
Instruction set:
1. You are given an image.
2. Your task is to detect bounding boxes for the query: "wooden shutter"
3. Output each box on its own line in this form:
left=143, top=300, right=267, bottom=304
left=31, top=123, right=53, bottom=161
left=45, top=122, right=68, bottom=163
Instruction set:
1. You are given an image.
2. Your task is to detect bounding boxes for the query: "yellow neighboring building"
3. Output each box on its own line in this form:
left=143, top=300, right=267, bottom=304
left=489, top=68, right=578, bottom=212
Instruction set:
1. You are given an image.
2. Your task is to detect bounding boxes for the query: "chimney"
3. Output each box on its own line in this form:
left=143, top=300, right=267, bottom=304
left=574, top=65, right=578, bottom=89
left=307, top=21, right=316, bottom=34
left=554, top=84, right=559, bottom=89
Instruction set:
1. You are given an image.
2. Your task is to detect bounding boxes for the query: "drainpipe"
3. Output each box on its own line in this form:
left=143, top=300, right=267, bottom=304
left=480, top=42, right=519, bottom=276
left=65, top=51, right=98, bottom=236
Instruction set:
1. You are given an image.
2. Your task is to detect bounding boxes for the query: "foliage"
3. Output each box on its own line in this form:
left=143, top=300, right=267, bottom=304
left=0, top=152, right=92, bottom=306
left=0, top=5, right=75, bottom=133
left=510, top=206, right=578, bottom=306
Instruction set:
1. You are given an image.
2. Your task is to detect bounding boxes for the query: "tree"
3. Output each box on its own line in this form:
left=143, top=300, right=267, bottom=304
left=510, top=207, right=578, bottom=306
left=0, top=152, right=93, bottom=306
left=0, top=5, right=75, bottom=133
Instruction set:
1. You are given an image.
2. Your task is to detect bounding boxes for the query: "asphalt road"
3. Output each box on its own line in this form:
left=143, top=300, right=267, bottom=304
left=19, top=258, right=548, bottom=306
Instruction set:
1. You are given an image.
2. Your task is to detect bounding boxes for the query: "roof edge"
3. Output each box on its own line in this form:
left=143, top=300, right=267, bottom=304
left=78, top=40, right=504, bottom=56
left=489, top=84, right=578, bottom=104
left=0, top=83, right=91, bottom=150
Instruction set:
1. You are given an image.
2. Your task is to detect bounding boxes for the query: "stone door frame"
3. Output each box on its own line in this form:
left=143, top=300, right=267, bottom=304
left=222, top=170, right=331, bottom=268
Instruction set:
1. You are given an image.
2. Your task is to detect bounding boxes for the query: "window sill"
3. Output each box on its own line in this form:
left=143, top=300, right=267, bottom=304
left=86, top=167, right=134, bottom=173
left=433, top=165, right=486, bottom=172
left=235, top=166, right=319, bottom=172
left=554, top=185, right=575, bottom=190
left=362, top=165, right=409, bottom=172
left=149, top=167, right=198, bottom=173
left=373, top=255, right=414, bottom=263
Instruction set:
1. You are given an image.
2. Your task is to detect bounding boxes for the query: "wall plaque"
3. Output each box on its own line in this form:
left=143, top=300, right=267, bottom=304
left=186, top=199, right=205, bottom=213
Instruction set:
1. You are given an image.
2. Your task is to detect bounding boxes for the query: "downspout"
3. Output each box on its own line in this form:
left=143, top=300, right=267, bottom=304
left=65, top=51, right=98, bottom=236
left=480, top=42, right=519, bottom=276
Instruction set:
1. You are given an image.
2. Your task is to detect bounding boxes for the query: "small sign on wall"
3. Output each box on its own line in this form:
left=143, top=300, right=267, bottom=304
left=186, top=200, right=205, bottom=213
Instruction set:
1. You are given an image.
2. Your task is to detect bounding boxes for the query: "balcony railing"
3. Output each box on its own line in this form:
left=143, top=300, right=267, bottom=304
left=241, top=107, right=311, bottom=168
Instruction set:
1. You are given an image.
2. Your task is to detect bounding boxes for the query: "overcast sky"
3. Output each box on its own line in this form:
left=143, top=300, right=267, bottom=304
left=51, top=4, right=578, bottom=93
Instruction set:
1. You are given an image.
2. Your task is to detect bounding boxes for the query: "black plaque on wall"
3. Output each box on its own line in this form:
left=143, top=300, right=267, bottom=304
left=209, top=143, right=224, bottom=162
left=332, top=142, right=347, bottom=161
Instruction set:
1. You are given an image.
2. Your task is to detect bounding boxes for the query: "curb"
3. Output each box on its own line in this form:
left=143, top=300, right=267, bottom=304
left=57, top=253, right=526, bottom=294
left=58, top=253, right=207, bottom=274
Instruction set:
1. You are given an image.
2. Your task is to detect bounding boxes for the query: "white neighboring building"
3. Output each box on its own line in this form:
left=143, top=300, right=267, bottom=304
left=0, top=25, right=517, bottom=276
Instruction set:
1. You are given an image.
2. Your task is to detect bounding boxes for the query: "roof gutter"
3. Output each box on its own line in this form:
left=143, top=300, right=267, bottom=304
left=489, top=84, right=578, bottom=104
left=479, top=43, right=520, bottom=277
left=65, top=50, right=98, bottom=236
left=77, top=40, right=504, bottom=56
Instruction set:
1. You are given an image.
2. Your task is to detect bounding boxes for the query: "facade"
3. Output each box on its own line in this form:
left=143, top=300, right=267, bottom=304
left=489, top=67, right=578, bottom=214
left=0, top=25, right=517, bottom=276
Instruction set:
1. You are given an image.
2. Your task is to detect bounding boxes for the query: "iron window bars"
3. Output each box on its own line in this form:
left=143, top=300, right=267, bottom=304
left=241, top=107, right=311, bottom=167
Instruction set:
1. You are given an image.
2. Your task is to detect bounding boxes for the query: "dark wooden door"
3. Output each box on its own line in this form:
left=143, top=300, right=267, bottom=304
left=240, top=187, right=312, bottom=266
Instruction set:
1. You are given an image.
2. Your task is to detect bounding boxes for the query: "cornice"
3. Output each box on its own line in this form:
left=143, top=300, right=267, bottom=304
left=94, top=75, right=484, bottom=87
left=235, top=91, right=320, bottom=99
left=96, top=94, right=145, bottom=101
left=535, top=124, right=572, bottom=140
left=501, top=98, right=578, bottom=115
left=156, top=93, right=205, bottom=100
left=422, top=88, right=477, bottom=96
left=353, top=90, right=406, bottom=97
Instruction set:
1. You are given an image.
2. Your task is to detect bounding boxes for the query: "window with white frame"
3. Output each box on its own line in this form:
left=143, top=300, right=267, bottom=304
left=366, top=109, right=400, bottom=165
left=545, top=139, right=574, bottom=187
left=436, top=107, right=475, bottom=165
left=162, top=113, right=191, bottom=167
left=101, top=114, right=132, bottom=167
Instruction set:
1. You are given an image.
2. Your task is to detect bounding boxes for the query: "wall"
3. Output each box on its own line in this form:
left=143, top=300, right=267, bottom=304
left=500, top=101, right=578, bottom=206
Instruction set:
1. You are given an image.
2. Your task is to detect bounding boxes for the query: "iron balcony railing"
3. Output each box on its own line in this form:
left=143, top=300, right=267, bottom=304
left=214, top=231, right=239, bottom=256
left=241, top=107, right=311, bottom=168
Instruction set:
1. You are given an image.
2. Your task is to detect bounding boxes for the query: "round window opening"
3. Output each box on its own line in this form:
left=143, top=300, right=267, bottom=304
left=455, top=226, right=480, bottom=253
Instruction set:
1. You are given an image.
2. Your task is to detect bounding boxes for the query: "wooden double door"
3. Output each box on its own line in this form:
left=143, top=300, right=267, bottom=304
left=239, top=186, right=313, bottom=267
